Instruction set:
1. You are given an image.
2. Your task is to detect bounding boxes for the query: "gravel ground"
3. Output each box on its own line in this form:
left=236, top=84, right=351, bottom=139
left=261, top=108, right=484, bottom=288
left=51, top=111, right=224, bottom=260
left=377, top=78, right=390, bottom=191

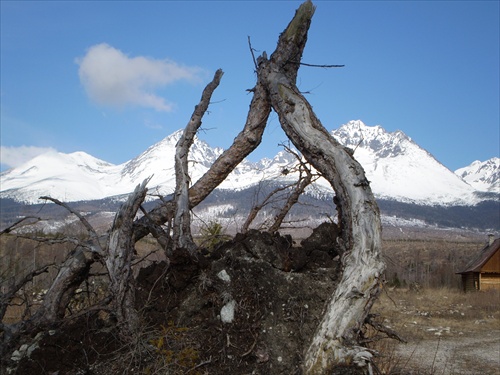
left=394, top=331, right=500, bottom=374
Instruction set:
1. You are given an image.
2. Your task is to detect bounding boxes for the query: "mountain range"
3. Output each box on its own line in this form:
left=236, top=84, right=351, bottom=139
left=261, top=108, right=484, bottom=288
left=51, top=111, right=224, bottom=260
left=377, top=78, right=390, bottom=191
left=1, top=120, right=499, bottom=231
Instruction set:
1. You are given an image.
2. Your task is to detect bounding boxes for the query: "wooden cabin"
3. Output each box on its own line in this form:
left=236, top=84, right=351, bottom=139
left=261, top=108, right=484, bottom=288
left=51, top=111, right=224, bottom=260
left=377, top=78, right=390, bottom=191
left=457, top=236, right=500, bottom=292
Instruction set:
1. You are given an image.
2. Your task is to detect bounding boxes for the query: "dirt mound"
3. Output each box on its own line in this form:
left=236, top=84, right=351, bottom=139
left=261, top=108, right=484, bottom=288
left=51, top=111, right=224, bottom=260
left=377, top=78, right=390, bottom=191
left=9, top=229, right=349, bottom=374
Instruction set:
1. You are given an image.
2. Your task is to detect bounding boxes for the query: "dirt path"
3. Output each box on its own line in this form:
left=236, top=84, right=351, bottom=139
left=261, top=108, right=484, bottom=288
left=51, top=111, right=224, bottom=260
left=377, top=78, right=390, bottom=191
left=394, top=330, right=500, bottom=374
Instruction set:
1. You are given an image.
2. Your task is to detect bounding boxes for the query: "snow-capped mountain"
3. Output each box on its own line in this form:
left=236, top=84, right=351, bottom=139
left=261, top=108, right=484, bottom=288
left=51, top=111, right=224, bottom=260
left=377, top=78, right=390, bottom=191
left=0, top=151, right=122, bottom=203
left=455, top=158, right=500, bottom=193
left=0, top=121, right=497, bottom=206
left=329, top=120, right=482, bottom=205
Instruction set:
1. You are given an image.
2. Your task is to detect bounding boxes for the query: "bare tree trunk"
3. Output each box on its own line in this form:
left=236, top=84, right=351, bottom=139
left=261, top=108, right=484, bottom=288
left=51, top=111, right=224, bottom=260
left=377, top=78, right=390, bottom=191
left=17, top=196, right=105, bottom=328
left=105, top=179, right=149, bottom=336
left=258, top=1, right=385, bottom=372
left=132, top=72, right=272, bottom=242
left=172, top=70, right=223, bottom=253
left=274, top=78, right=384, bottom=373
left=0, top=264, right=51, bottom=323
left=36, top=248, right=94, bottom=323
left=0, top=247, right=94, bottom=357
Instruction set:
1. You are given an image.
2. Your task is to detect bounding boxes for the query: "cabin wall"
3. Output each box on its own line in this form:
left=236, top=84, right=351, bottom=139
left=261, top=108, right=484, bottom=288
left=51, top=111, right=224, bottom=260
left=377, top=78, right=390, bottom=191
left=481, top=250, right=500, bottom=273
left=480, top=272, right=500, bottom=291
left=461, top=273, right=479, bottom=292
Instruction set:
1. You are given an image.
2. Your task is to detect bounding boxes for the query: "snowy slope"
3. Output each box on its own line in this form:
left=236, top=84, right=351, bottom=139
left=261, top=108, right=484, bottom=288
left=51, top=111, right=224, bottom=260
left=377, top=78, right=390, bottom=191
left=118, top=129, right=225, bottom=196
left=328, top=120, right=480, bottom=205
left=455, top=158, right=500, bottom=193
left=0, top=121, right=494, bottom=206
left=0, top=131, right=224, bottom=203
left=0, top=151, right=123, bottom=202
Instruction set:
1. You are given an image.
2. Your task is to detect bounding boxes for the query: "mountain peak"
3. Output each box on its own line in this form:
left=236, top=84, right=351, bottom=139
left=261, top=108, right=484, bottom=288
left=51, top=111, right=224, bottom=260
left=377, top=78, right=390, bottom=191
left=455, top=157, right=500, bottom=193
left=334, top=121, right=411, bottom=158
left=1, top=121, right=497, bottom=206
left=330, top=122, right=478, bottom=204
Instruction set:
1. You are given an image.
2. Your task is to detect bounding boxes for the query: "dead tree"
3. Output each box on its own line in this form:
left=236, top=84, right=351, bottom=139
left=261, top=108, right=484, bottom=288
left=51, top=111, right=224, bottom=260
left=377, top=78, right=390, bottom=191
left=257, top=2, right=385, bottom=372
left=105, top=179, right=150, bottom=337
left=1, top=182, right=150, bottom=345
left=2, top=2, right=384, bottom=373
left=1, top=239, right=96, bottom=355
left=132, top=68, right=272, bottom=242
left=22, top=197, right=102, bottom=327
left=132, top=2, right=384, bottom=370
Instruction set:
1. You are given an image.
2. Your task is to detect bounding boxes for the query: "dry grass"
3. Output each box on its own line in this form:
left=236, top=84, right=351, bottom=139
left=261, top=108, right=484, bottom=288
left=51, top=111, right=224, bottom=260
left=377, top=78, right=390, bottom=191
left=369, top=287, right=500, bottom=374
left=374, top=287, right=500, bottom=336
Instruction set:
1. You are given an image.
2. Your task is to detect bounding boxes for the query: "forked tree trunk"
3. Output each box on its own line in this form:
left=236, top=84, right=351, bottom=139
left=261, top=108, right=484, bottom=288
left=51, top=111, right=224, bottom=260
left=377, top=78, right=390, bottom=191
left=132, top=1, right=383, bottom=370
left=132, top=70, right=272, bottom=242
left=2, top=3, right=385, bottom=370
left=258, top=1, right=385, bottom=372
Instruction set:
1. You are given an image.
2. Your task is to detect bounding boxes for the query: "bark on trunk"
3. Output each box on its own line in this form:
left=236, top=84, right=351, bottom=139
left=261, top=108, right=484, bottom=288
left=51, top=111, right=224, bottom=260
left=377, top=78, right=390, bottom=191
left=105, top=179, right=149, bottom=336
left=16, top=196, right=105, bottom=328
left=258, top=1, right=385, bottom=372
left=37, top=247, right=94, bottom=323
left=273, top=79, right=384, bottom=373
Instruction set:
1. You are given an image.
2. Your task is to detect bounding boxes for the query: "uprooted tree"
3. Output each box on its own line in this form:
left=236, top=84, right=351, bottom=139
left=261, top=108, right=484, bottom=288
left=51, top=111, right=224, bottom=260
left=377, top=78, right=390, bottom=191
left=1, top=1, right=385, bottom=373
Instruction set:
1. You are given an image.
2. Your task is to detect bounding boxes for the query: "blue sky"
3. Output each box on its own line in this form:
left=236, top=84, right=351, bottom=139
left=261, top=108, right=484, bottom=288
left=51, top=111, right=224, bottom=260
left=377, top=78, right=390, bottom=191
left=1, top=1, right=499, bottom=173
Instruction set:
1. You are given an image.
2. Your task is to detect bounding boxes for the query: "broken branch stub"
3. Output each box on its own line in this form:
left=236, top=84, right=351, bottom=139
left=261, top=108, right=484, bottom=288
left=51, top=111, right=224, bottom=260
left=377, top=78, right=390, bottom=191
left=105, top=178, right=150, bottom=336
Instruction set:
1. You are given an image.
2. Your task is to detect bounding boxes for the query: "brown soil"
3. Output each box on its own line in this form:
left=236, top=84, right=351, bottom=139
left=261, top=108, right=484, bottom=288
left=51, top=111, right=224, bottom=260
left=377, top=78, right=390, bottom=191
left=5, top=228, right=349, bottom=375
left=4, top=230, right=498, bottom=375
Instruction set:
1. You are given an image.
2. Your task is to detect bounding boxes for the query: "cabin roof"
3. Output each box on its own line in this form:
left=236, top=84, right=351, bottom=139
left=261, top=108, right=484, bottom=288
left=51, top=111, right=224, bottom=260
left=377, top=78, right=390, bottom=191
left=457, top=238, right=500, bottom=274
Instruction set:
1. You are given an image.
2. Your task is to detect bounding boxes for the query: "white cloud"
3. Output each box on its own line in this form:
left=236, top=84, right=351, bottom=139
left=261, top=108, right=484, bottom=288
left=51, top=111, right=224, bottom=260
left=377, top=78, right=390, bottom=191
left=0, top=146, right=57, bottom=169
left=76, top=43, right=204, bottom=111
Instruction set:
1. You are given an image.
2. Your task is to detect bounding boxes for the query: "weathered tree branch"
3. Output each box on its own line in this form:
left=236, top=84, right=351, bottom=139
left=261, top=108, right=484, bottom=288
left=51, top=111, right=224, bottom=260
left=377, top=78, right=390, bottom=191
left=39, top=196, right=104, bottom=256
left=295, top=62, right=345, bottom=68
left=0, top=216, right=42, bottom=235
left=241, top=182, right=295, bottom=234
left=139, top=205, right=171, bottom=256
left=29, top=246, right=95, bottom=326
left=0, top=264, right=52, bottom=322
left=268, top=166, right=314, bottom=233
left=364, top=313, right=407, bottom=344
left=173, top=69, right=223, bottom=253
